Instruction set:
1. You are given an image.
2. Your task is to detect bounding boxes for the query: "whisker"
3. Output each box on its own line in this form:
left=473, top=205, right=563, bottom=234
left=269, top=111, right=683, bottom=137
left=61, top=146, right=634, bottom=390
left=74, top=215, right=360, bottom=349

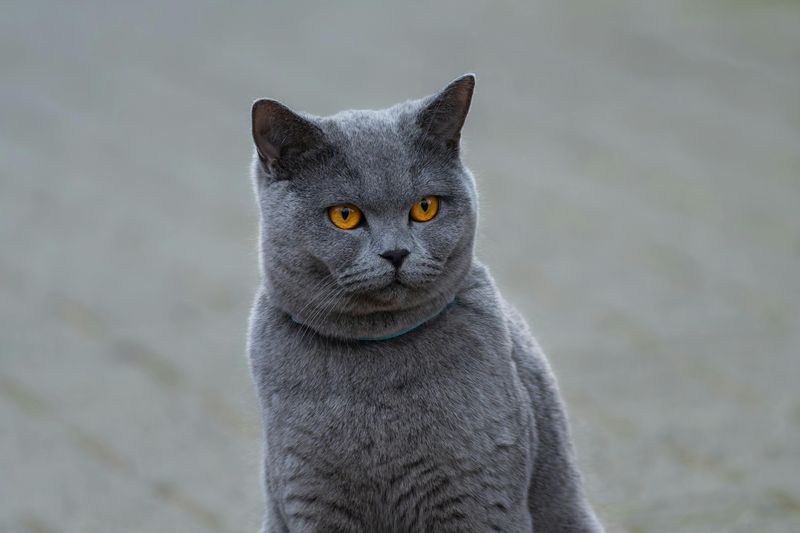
left=296, top=284, right=347, bottom=346
left=293, top=276, right=340, bottom=321
left=338, top=266, right=373, bottom=281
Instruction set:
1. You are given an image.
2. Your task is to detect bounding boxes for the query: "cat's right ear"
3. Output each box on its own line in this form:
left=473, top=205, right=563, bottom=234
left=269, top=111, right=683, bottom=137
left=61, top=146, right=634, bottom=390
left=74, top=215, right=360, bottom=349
left=416, top=74, right=475, bottom=150
left=251, top=99, right=323, bottom=174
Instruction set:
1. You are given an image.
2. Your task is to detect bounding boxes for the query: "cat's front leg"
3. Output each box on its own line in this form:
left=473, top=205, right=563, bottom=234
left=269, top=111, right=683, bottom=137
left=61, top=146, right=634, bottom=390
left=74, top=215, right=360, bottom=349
left=525, top=361, right=603, bottom=532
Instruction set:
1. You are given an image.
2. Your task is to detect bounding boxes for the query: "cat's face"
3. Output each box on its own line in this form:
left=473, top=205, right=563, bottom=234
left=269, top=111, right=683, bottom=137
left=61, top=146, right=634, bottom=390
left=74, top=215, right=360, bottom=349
left=251, top=75, right=477, bottom=333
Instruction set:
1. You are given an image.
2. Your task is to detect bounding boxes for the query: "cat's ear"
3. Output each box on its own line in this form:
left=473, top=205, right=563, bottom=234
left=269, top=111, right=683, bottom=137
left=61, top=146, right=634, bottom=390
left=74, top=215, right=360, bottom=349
left=251, top=99, right=323, bottom=172
left=416, top=74, right=475, bottom=149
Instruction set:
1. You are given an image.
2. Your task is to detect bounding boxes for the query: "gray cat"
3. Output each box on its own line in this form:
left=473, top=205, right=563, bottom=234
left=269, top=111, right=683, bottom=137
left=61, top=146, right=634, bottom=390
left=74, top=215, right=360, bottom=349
left=247, top=74, right=603, bottom=533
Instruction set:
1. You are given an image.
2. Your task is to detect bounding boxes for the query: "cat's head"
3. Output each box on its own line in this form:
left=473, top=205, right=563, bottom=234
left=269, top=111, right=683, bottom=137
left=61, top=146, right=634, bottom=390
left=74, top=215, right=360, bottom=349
left=251, top=74, right=477, bottom=339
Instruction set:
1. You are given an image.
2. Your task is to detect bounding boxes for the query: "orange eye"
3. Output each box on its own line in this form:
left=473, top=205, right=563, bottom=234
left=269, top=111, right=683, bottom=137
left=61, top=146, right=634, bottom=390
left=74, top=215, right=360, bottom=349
left=328, top=204, right=363, bottom=229
left=409, top=196, right=439, bottom=222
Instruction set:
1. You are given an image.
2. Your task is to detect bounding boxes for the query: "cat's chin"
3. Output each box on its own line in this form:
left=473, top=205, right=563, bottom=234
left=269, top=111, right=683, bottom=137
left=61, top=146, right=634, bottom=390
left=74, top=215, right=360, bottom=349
left=306, top=286, right=456, bottom=340
left=342, top=279, right=438, bottom=315
left=343, top=273, right=433, bottom=302
left=357, top=281, right=414, bottom=309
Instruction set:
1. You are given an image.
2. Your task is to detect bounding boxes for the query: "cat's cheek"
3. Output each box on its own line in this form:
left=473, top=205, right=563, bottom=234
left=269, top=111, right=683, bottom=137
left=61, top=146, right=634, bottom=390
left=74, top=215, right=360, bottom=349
left=316, top=238, right=373, bottom=280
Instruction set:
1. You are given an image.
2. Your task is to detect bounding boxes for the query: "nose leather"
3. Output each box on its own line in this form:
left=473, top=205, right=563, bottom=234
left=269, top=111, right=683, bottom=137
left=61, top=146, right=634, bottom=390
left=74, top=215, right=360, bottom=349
left=380, top=248, right=410, bottom=268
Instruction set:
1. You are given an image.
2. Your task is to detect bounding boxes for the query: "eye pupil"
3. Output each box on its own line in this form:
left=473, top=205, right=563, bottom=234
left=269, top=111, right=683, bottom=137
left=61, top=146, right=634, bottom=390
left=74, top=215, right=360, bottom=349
left=420, top=199, right=429, bottom=211
left=340, top=207, right=350, bottom=220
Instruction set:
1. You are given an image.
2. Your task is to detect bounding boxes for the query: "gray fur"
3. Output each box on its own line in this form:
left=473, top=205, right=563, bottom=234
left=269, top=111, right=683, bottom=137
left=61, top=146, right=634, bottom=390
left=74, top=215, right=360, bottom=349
left=247, top=75, right=603, bottom=532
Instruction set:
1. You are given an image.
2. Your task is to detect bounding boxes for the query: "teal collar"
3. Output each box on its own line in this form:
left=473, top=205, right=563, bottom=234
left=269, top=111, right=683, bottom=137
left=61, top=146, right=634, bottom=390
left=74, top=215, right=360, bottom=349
left=291, top=296, right=456, bottom=342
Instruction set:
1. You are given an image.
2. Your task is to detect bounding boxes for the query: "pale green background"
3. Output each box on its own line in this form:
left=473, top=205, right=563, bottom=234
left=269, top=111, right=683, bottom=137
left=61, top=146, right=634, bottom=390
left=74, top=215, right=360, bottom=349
left=2, top=1, right=799, bottom=531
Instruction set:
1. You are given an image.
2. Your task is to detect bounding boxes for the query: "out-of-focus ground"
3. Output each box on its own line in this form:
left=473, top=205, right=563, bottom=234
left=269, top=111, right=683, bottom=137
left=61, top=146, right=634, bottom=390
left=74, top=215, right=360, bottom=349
left=2, top=1, right=799, bottom=531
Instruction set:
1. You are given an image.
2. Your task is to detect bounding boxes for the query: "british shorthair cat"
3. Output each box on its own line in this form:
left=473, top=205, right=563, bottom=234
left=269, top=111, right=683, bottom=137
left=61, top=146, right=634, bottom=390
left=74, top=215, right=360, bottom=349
left=248, top=74, right=602, bottom=532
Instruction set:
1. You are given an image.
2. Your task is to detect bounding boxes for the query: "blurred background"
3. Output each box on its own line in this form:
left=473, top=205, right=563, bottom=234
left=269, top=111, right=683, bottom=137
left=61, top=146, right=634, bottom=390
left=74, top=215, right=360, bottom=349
left=2, top=1, right=799, bottom=531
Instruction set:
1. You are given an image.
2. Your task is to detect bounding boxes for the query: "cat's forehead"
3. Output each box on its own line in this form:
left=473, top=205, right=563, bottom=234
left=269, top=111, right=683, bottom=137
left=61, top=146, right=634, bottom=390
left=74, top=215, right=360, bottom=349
left=318, top=108, right=418, bottom=192
left=286, top=103, right=462, bottom=205
left=321, top=107, right=410, bottom=152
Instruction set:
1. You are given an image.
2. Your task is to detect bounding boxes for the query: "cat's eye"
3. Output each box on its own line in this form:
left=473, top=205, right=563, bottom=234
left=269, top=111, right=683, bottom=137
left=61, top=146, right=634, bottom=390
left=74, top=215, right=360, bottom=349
left=409, top=195, right=439, bottom=222
left=328, top=204, right=363, bottom=230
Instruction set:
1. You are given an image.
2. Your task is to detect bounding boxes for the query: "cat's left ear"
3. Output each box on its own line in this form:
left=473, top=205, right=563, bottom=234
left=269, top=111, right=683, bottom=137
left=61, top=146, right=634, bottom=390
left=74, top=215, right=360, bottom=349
left=417, top=73, right=475, bottom=149
left=251, top=99, right=324, bottom=174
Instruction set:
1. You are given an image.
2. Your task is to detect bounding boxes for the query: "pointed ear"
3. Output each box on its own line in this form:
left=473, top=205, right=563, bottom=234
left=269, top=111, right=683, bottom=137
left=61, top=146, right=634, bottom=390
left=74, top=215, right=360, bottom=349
left=417, top=74, right=475, bottom=149
left=251, top=99, right=323, bottom=172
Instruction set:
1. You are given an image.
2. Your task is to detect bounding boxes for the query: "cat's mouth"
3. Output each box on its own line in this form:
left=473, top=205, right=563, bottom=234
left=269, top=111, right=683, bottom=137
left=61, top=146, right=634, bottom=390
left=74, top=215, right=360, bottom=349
left=334, top=263, right=440, bottom=308
left=380, top=270, right=436, bottom=293
left=372, top=277, right=407, bottom=295
left=329, top=267, right=445, bottom=315
left=346, top=275, right=413, bottom=306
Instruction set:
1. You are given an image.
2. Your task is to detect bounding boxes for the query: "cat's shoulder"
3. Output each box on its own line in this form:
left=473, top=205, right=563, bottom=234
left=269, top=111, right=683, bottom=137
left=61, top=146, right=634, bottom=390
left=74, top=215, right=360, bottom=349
left=493, top=287, right=556, bottom=384
left=459, top=262, right=541, bottom=343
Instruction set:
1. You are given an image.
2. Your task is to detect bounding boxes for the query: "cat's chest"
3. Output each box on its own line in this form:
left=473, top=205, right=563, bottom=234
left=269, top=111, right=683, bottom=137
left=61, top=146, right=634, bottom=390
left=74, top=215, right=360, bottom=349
left=260, top=325, right=534, bottom=530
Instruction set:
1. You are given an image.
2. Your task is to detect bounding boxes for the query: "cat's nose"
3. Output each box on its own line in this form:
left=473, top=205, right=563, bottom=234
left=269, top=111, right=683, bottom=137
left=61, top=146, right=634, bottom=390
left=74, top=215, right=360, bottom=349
left=380, top=248, right=410, bottom=268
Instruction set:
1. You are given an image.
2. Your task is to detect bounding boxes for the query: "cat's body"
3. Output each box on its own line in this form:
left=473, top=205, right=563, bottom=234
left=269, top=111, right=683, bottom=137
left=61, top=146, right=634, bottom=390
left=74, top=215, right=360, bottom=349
left=248, top=75, right=602, bottom=532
